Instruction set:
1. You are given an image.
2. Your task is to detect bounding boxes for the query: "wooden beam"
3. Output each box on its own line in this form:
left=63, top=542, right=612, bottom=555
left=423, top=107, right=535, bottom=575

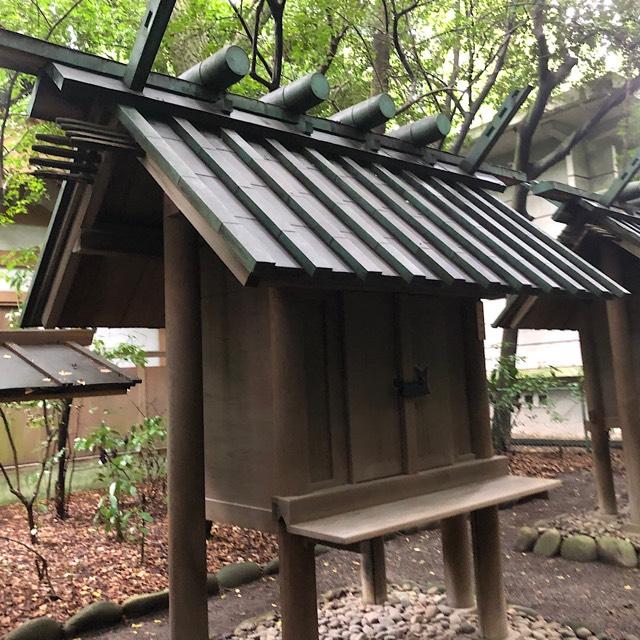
left=470, top=506, right=510, bottom=640
left=0, top=328, right=93, bottom=346
left=441, top=515, right=475, bottom=609
left=602, top=243, right=640, bottom=527
left=76, top=225, right=162, bottom=257
left=360, top=537, right=387, bottom=604
left=600, top=150, right=640, bottom=206
left=578, top=315, right=618, bottom=516
left=163, top=196, right=209, bottom=639
left=278, top=520, right=319, bottom=640
left=460, top=86, right=532, bottom=174
left=124, top=0, right=176, bottom=91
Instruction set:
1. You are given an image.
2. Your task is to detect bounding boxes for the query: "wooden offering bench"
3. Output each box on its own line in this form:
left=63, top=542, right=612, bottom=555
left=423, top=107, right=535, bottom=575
left=9, top=24, right=623, bottom=639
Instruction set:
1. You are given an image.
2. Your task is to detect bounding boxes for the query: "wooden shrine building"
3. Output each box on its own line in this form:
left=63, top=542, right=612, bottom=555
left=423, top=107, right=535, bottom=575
left=496, top=180, right=640, bottom=529
left=0, top=10, right=628, bottom=640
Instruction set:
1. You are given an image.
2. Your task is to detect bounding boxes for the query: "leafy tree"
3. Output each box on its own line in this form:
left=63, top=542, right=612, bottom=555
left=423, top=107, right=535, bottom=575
left=0, top=401, right=58, bottom=543
left=487, top=350, right=576, bottom=451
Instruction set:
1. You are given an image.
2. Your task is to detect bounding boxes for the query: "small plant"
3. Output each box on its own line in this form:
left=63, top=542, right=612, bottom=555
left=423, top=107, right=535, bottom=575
left=0, top=400, right=58, bottom=543
left=75, top=416, right=166, bottom=563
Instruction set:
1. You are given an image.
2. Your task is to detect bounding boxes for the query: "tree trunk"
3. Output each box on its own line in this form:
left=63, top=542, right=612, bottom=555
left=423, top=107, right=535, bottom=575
left=54, top=399, right=72, bottom=519
left=26, top=502, right=37, bottom=545
left=371, top=0, right=390, bottom=134
left=491, top=328, right=518, bottom=453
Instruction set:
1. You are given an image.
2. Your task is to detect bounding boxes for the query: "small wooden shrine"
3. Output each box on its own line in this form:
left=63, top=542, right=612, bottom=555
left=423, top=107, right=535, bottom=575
left=496, top=176, right=640, bottom=529
left=0, top=6, right=627, bottom=639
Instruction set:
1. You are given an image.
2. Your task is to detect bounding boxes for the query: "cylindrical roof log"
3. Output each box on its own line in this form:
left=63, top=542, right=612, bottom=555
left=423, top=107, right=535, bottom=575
left=261, top=72, right=330, bottom=113
left=179, top=45, right=249, bottom=91
left=620, top=180, right=640, bottom=202
left=390, top=114, right=451, bottom=146
left=330, top=94, right=396, bottom=131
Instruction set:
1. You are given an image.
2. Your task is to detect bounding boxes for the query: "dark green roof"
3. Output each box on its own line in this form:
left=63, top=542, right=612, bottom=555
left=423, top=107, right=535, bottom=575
left=112, top=105, right=625, bottom=298
left=0, top=29, right=625, bottom=328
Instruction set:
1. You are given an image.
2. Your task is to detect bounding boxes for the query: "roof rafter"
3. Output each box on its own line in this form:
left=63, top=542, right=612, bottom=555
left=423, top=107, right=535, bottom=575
left=124, top=0, right=177, bottom=91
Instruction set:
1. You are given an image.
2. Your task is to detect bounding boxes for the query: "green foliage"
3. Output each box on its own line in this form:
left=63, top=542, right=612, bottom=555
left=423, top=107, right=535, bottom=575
left=0, top=246, right=40, bottom=326
left=75, top=417, right=166, bottom=561
left=488, top=349, right=578, bottom=450
left=91, top=337, right=148, bottom=369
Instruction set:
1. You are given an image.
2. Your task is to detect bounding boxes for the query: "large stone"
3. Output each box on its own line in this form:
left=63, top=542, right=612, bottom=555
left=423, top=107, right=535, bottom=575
left=263, top=557, right=280, bottom=575
left=561, top=535, right=597, bottom=562
left=533, top=529, right=562, bottom=557
left=596, top=535, right=620, bottom=565
left=207, top=572, right=220, bottom=595
left=122, top=590, right=169, bottom=619
left=216, top=562, right=262, bottom=589
left=4, top=617, right=64, bottom=640
left=63, top=601, right=123, bottom=636
left=514, top=526, right=539, bottom=552
left=617, top=540, right=639, bottom=568
left=596, top=536, right=637, bottom=567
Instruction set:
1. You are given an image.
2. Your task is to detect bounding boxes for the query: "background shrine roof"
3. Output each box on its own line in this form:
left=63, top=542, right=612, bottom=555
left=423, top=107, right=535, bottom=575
left=0, top=330, right=140, bottom=402
left=494, top=193, right=640, bottom=331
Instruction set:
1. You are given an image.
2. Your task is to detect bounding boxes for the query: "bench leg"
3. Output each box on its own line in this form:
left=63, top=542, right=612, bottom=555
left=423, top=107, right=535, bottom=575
left=360, top=537, right=387, bottom=604
left=441, top=514, right=475, bottom=609
left=278, top=520, right=319, bottom=640
left=470, top=506, right=510, bottom=640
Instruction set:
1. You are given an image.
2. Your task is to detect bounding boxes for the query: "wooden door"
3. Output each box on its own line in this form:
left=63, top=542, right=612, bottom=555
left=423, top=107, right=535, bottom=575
left=343, top=291, right=403, bottom=482
left=399, top=295, right=475, bottom=470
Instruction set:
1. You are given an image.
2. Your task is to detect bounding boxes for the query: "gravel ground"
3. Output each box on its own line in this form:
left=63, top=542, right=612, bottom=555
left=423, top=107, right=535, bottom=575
left=86, top=470, right=640, bottom=640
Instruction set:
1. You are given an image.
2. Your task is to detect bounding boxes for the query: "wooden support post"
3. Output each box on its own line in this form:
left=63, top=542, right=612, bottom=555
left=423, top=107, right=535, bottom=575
left=360, top=537, right=387, bottom=604
left=579, top=318, right=617, bottom=515
left=471, top=506, right=510, bottom=640
left=603, top=244, right=640, bottom=527
left=163, top=197, right=209, bottom=640
left=278, top=520, right=319, bottom=640
left=441, top=515, right=475, bottom=609
left=463, top=301, right=494, bottom=460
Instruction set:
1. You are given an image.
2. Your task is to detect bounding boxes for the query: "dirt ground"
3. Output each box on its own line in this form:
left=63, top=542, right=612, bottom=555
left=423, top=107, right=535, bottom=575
left=85, top=466, right=640, bottom=640
left=0, top=491, right=277, bottom=634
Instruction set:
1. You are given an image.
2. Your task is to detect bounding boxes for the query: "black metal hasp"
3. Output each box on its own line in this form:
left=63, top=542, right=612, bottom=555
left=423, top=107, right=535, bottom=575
left=330, top=94, right=396, bottom=131
left=179, top=45, right=250, bottom=91
left=460, top=86, right=533, bottom=174
left=600, top=150, right=640, bottom=206
left=124, top=0, right=177, bottom=92
left=261, top=73, right=330, bottom=114
left=394, top=365, right=430, bottom=399
left=30, top=118, right=139, bottom=183
left=390, top=114, right=451, bottom=147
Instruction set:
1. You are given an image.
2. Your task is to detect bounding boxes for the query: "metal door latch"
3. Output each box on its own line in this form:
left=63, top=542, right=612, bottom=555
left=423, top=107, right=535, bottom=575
left=394, top=365, right=430, bottom=398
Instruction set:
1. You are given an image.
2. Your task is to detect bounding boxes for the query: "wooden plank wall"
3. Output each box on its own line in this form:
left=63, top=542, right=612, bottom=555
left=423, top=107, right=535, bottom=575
left=200, top=249, right=276, bottom=529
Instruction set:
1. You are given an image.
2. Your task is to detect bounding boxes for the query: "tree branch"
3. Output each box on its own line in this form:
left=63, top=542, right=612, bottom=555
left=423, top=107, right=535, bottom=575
left=533, top=74, right=640, bottom=177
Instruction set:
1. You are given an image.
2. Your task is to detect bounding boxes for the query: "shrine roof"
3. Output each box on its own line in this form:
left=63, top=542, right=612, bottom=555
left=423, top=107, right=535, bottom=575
left=494, top=189, right=640, bottom=331
left=0, top=30, right=625, bottom=328
left=0, top=329, right=140, bottom=402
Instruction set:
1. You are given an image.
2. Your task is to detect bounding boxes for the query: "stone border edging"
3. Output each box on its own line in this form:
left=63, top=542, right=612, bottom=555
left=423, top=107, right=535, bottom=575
left=515, top=526, right=639, bottom=568
left=2, top=545, right=332, bottom=640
